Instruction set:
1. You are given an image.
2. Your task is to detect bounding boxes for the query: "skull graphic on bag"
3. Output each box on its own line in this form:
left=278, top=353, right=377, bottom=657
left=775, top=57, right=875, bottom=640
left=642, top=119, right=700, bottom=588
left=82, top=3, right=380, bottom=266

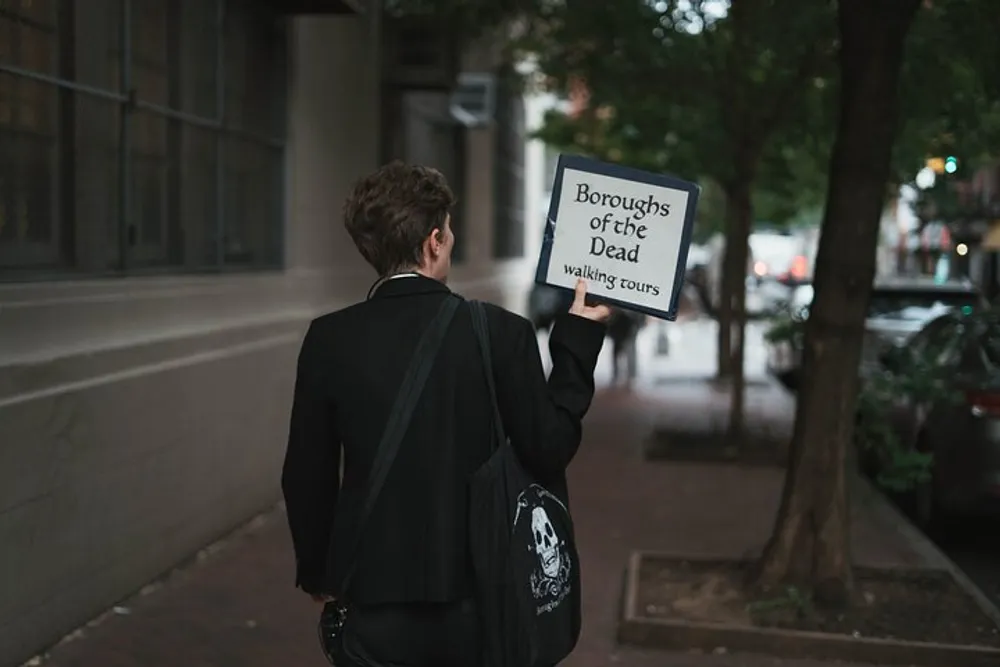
left=532, top=507, right=561, bottom=578
left=514, top=484, right=573, bottom=605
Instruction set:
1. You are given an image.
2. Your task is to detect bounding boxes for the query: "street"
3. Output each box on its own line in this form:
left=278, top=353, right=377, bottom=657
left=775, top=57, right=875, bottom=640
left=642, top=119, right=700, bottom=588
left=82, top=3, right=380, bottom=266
left=543, top=313, right=1000, bottom=612
left=3, top=0, right=999, bottom=663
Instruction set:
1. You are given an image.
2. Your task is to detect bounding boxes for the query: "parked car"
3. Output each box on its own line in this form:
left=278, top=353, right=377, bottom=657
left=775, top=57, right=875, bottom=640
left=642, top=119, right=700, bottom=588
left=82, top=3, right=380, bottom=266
left=686, top=243, right=710, bottom=271
left=766, top=279, right=984, bottom=391
left=867, top=308, right=1000, bottom=524
left=703, top=229, right=816, bottom=318
left=527, top=283, right=574, bottom=332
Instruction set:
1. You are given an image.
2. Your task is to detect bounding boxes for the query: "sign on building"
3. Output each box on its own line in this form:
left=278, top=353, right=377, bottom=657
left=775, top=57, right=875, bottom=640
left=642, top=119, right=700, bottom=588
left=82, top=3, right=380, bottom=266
left=534, top=154, right=700, bottom=320
left=449, top=73, right=496, bottom=127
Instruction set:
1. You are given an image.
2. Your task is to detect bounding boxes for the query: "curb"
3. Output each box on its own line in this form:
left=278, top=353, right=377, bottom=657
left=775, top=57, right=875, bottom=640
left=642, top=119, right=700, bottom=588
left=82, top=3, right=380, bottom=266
left=617, top=551, right=1000, bottom=667
left=856, top=475, right=1000, bottom=629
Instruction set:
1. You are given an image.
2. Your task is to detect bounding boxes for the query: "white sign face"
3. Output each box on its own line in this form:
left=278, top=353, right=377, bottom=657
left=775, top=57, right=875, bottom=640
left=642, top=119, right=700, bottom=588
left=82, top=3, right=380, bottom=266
left=535, top=155, right=700, bottom=320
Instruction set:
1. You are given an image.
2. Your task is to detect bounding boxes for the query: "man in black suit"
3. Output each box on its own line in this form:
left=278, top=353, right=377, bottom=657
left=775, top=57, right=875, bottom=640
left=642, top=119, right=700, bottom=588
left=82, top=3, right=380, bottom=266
left=281, top=161, right=609, bottom=667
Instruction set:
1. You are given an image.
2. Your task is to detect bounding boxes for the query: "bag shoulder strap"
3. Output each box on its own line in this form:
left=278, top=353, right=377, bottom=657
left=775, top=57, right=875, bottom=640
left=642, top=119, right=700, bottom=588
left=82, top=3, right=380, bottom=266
left=470, top=300, right=507, bottom=447
left=340, top=295, right=461, bottom=594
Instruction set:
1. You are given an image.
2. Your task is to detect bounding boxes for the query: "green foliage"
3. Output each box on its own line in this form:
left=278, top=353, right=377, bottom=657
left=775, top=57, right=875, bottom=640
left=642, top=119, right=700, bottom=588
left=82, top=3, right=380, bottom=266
left=521, top=0, right=838, bottom=202
left=854, top=343, right=961, bottom=493
left=692, top=179, right=727, bottom=243
left=532, top=107, right=681, bottom=176
left=765, top=303, right=966, bottom=494
left=522, top=0, right=1000, bottom=221
left=754, top=137, right=830, bottom=226
left=748, top=585, right=814, bottom=618
left=893, top=0, right=1000, bottom=184
left=763, top=307, right=806, bottom=347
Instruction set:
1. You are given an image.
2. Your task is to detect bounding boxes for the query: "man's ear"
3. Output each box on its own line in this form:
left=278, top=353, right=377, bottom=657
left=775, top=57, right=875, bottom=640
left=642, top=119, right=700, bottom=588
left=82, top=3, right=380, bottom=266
left=429, top=228, right=443, bottom=254
left=420, top=229, right=438, bottom=263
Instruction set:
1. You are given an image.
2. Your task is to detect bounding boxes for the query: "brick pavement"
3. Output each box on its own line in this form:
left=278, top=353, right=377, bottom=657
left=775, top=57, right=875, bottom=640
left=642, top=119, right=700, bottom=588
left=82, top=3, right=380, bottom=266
left=31, top=384, right=926, bottom=667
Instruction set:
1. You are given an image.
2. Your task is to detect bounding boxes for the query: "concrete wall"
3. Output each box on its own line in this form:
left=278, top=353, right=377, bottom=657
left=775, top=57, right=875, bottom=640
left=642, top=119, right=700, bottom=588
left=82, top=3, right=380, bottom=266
left=523, top=87, right=566, bottom=265
left=0, top=10, right=531, bottom=666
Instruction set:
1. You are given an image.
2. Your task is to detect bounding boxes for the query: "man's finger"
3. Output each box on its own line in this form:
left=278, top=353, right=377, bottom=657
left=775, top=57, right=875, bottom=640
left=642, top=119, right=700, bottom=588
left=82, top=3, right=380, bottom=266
left=572, top=279, right=587, bottom=309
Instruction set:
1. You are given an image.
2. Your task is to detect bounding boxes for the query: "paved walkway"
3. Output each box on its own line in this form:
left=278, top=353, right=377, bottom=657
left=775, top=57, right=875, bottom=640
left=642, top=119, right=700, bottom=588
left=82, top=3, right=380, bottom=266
left=33, top=383, right=930, bottom=667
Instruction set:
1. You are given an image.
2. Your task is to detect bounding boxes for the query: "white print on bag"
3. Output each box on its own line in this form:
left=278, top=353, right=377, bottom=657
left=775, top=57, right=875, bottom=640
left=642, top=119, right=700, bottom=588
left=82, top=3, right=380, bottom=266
left=513, top=485, right=573, bottom=614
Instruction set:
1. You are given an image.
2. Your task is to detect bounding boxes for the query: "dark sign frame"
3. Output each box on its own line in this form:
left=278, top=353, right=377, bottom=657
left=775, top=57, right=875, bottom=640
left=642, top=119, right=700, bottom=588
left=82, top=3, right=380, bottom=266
left=534, top=154, right=701, bottom=321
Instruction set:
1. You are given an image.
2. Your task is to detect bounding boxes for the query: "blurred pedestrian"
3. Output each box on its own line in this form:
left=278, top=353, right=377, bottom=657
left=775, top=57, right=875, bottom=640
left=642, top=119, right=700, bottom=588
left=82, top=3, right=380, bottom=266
left=608, top=308, right=645, bottom=385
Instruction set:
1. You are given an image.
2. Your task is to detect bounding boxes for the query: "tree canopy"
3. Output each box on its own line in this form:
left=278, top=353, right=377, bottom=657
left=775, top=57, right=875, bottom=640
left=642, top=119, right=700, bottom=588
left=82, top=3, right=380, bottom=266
left=892, top=0, right=1000, bottom=184
left=520, top=0, right=836, bottom=193
left=521, top=0, right=1000, bottom=230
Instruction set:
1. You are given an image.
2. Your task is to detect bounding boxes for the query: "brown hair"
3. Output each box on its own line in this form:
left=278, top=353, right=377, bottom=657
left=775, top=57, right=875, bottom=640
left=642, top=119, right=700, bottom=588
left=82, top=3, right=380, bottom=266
left=343, top=161, right=456, bottom=276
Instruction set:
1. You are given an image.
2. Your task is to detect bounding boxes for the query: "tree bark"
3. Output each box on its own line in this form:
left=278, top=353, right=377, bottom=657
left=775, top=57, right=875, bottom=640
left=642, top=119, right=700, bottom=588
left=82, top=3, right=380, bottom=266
left=723, top=182, right=754, bottom=442
left=753, top=0, right=922, bottom=606
left=716, top=262, right=734, bottom=379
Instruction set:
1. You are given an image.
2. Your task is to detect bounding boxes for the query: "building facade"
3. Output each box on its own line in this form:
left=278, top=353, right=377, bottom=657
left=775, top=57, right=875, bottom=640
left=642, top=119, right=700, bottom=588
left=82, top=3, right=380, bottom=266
left=966, top=161, right=1000, bottom=298
left=903, top=161, right=1000, bottom=290
left=0, top=2, right=532, bottom=664
left=522, top=70, right=568, bottom=266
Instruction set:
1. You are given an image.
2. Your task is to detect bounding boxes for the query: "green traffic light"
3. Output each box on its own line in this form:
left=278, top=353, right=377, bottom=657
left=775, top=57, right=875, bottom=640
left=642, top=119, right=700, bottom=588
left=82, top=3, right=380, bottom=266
left=945, top=156, right=958, bottom=174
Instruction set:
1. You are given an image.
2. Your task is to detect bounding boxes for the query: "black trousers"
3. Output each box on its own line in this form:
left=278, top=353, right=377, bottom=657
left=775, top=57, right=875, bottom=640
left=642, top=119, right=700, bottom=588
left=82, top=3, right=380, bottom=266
left=336, top=599, right=480, bottom=667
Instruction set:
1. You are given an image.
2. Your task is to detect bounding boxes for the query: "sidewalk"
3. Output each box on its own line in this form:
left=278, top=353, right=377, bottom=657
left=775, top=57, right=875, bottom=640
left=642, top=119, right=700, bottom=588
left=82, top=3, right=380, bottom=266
left=34, top=384, right=925, bottom=667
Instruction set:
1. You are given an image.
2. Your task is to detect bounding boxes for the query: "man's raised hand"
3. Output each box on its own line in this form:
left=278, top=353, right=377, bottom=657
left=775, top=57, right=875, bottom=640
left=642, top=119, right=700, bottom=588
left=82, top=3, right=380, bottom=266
left=568, top=279, right=612, bottom=323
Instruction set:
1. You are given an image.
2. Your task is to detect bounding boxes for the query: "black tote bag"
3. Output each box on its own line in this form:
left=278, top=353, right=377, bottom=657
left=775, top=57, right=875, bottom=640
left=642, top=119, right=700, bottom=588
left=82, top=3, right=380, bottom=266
left=467, top=301, right=582, bottom=667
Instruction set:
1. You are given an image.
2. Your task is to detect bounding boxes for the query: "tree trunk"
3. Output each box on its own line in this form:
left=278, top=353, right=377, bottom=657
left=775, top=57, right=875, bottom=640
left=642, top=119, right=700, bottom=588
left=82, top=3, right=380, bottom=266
left=753, top=0, right=922, bottom=606
left=723, top=182, right=754, bottom=443
left=716, top=188, right=750, bottom=381
left=716, top=262, right=734, bottom=379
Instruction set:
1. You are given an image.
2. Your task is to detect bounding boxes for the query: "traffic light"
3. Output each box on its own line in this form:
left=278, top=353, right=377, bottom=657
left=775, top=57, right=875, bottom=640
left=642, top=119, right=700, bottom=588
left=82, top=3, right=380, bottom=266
left=944, top=155, right=959, bottom=174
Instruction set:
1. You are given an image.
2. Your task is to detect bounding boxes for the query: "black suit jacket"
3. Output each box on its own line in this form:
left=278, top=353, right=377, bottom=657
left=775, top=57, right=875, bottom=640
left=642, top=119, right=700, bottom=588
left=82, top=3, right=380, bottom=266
left=281, top=275, right=606, bottom=605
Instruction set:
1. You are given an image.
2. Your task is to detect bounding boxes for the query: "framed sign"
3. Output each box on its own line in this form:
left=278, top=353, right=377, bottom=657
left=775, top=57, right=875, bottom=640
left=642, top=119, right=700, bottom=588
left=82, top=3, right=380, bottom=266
left=534, top=154, right=701, bottom=321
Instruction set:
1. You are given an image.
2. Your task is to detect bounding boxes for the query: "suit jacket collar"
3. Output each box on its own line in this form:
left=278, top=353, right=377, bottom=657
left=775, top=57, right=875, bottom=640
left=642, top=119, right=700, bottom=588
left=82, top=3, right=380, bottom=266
left=370, top=274, right=452, bottom=300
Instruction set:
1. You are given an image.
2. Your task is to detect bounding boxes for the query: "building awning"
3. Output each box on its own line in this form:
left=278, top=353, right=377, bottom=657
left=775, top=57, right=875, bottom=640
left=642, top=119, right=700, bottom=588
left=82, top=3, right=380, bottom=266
left=264, top=0, right=364, bottom=14
left=981, top=221, right=1000, bottom=250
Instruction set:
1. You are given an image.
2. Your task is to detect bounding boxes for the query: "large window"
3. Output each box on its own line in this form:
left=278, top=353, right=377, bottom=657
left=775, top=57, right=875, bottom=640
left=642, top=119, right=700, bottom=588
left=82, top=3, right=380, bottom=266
left=0, top=0, right=287, bottom=279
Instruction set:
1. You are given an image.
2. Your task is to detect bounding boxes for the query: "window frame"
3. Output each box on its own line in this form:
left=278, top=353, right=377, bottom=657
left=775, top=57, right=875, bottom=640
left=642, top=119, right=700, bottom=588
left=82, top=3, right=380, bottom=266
left=491, top=62, right=525, bottom=260
left=0, top=0, right=288, bottom=281
left=0, top=0, right=62, bottom=269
